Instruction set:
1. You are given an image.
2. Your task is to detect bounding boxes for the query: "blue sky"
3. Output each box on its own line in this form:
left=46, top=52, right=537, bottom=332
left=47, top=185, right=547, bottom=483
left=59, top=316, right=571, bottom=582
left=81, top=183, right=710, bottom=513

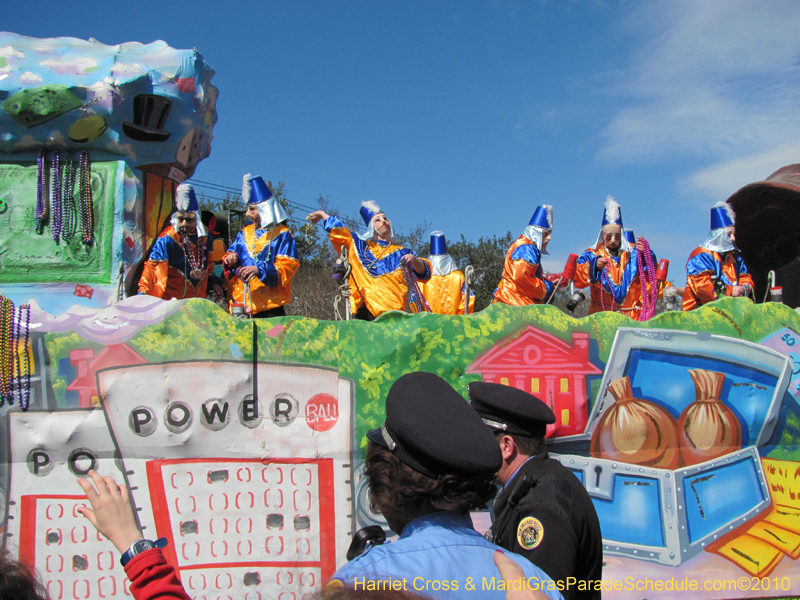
left=6, top=1, right=800, bottom=284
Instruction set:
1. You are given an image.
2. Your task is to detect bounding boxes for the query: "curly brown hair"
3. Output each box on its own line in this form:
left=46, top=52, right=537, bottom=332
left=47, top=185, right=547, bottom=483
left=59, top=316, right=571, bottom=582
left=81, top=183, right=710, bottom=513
left=0, top=550, right=49, bottom=600
left=365, top=442, right=497, bottom=523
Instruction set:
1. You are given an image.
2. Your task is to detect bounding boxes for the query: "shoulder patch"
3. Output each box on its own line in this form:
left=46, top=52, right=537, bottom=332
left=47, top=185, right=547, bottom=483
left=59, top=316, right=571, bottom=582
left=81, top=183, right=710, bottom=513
left=517, top=516, right=544, bottom=550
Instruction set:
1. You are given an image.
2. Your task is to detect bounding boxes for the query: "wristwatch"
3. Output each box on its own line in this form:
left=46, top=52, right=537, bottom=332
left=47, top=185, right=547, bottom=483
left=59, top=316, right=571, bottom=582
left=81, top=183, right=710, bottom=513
left=120, top=537, right=168, bottom=566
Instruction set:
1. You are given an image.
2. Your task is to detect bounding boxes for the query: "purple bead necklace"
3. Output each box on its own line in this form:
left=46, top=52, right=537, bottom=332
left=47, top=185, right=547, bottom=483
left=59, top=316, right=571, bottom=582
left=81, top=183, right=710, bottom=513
left=50, top=150, right=62, bottom=242
left=34, top=149, right=47, bottom=233
left=61, top=149, right=77, bottom=241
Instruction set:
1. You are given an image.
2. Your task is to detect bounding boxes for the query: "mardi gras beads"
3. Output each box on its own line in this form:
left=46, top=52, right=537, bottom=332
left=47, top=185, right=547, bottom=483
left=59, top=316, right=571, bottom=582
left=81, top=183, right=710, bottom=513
left=402, top=259, right=431, bottom=314
left=79, top=150, right=94, bottom=244
left=637, top=237, right=658, bottom=321
left=34, top=149, right=47, bottom=233
left=50, top=150, right=62, bottom=242
left=0, top=296, right=14, bottom=403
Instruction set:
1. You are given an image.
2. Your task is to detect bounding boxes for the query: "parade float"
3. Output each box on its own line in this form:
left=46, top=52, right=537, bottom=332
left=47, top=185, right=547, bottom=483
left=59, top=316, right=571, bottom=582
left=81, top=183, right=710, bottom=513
left=2, top=33, right=800, bottom=600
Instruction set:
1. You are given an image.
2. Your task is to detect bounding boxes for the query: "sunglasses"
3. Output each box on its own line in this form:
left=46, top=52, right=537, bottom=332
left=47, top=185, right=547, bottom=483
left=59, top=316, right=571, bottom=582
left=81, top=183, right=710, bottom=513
left=604, top=233, right=621, bottom=241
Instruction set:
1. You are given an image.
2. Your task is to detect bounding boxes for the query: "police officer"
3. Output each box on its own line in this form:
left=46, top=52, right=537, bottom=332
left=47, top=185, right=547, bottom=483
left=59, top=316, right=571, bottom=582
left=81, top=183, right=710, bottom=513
left=469, top=382, right=603, bottom=600
left=329, top=372, right=563, bottom=600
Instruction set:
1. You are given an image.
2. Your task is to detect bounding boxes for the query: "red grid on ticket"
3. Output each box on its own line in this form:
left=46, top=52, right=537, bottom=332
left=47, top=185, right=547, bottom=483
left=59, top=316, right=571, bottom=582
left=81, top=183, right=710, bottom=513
left=19, top=494, right=133, bottom=599
left=146, top=457, right=337, bottom=596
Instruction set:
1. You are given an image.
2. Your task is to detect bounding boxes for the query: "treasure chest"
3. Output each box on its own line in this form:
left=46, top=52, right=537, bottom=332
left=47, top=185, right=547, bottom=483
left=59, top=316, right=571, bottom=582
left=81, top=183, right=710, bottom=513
left=548, top=328, right=792, bottom=566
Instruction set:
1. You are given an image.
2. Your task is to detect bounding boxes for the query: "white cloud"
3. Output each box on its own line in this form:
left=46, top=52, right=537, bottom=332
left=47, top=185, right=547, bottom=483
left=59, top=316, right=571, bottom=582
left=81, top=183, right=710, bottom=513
left=596, top=1, right=800, bottom=168
left=0, top=46, right=24, bottom=59
left=110, top=62, right=147, bottom=79
left=19, top=71, right=42, bottom=84
left=40, top=56, right=98, bottom=76
left=683, top=143, right=800, bottom=199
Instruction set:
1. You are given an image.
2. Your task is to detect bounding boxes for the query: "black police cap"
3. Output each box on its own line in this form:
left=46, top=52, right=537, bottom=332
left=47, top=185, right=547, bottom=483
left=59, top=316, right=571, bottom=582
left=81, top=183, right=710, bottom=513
left=467, top=381, right=555, bottom=438
left=366, top=372, right=502, bottom=478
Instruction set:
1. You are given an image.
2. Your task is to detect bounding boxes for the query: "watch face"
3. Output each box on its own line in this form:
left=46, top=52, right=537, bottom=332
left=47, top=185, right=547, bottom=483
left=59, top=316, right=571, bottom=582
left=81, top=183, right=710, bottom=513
left=132, top=540, right=152, bottom=554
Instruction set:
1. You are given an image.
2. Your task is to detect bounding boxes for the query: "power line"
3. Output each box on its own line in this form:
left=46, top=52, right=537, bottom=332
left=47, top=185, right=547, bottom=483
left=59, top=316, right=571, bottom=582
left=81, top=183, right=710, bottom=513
left=188, top=178, right=321, bottom=214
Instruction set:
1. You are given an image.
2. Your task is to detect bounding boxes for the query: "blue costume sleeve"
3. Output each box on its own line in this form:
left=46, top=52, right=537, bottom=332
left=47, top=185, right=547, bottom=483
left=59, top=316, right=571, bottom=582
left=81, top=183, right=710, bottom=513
left=226, top=231, right=247, bottom=258
left=543, top=277, right=555, bottom=302
left=736, top=254, right=750, bottom=274
left=415, top=254, right=432, bottom=281
left=576, top=249, right=601, bottom=282
left=148, top=236, right=171, bottom=262
left=686, top=251, right=720, bottom=276
left=323, top=215, right=347, bottom=232
left=257, top=261, right=279, bottom=287
left=510, top=243, right=542, bottom=266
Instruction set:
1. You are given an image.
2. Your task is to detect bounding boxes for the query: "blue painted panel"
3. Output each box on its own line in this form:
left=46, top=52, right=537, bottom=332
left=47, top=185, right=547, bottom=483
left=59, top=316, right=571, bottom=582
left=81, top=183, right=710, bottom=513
left=683, top=457, right=764, bottom=543
left=593, top=474, right=664, bottom=547
left=625, top=349, right=778, bottom=445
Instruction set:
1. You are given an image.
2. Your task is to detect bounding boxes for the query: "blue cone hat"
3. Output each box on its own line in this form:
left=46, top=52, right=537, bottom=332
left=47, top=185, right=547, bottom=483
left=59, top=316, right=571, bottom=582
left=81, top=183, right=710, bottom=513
left=710, top=202, right=735, bottom=230
left=430, top=231, right=447, bottom=255
left=175, top=183, right=199, bottom=213
left=529, top=205, right=553, bottom=230
left=601, top=195, right=623, bottom=227
left=360, top=200, right=381, bottom=227
left=243, top=174, right=273, bottom=205
left=242, top=174, right=288, bottom=226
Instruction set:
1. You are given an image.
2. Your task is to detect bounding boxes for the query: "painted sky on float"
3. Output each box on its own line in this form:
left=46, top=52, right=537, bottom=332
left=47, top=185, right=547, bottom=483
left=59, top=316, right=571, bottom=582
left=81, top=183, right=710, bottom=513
left=5, top=0, right=800, bottom=283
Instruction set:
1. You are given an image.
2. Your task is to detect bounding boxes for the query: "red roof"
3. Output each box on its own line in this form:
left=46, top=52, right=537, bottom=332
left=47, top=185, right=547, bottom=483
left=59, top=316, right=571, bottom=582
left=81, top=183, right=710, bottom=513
left=467, top=326, right=602, bottom=376
left=67, top=344, right=147, bottom=393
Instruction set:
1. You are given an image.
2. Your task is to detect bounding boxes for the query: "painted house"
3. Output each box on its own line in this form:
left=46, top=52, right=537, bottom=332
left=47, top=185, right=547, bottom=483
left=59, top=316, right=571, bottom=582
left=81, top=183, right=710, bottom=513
left=467, top=326, right=602, bottom=437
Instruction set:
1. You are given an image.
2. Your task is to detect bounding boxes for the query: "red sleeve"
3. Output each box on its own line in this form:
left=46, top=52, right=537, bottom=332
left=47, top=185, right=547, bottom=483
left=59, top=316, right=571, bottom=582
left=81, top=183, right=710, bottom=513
left=124, top=548, right=191, bottom=600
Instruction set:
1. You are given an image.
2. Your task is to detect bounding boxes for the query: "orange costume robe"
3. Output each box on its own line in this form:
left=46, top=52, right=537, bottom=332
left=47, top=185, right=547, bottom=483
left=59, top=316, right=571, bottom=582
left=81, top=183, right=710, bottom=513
left=323, top=215, right=431, bottom=318
left=138, top=226, right=215, bottom=300
left=493, top=235, right=554, bottom=305
left=682, top=247, right=754, bottom=311
left=225, top=223, right=299, bottom=314
left=419, top=270, right=475, bottom=315
left=574, top=245, right=649, bottom=319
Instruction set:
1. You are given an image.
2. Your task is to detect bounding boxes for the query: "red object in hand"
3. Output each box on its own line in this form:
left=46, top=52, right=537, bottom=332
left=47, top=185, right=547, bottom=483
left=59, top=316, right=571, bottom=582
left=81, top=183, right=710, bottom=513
left=543, top=273, right=571, bottom=288
left=655, top=259, right=669, bottom=282
left=562, top=254, right=579, bottom=281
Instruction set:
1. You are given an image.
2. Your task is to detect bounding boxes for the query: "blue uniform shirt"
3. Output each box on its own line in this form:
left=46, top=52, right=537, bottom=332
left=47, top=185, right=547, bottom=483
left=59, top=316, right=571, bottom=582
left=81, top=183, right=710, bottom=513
left=331, top=511, right=564, bottom=599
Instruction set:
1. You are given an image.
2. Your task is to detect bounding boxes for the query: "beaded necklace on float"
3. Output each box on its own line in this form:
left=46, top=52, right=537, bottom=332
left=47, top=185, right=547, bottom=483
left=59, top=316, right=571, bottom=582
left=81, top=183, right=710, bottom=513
left=0, top=297, right=31, bottom=410
left=181, top=233, right=207, bottom=280
left=61, top=149, right=78, bottom=242
left=78, top=150, right=94, bottom=244
left=14, top=303, right=31, bottom=411
left=636, top=238, right=658, bottom=322
left=0, top=296, right=14, bottom=403
left=402, top=259, right=431, bottom=314
left=33, top=149, right=88, bottom=243
left=34, top=149, right=47, bottom=233
left=50, top=150, right=63, bottom=243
